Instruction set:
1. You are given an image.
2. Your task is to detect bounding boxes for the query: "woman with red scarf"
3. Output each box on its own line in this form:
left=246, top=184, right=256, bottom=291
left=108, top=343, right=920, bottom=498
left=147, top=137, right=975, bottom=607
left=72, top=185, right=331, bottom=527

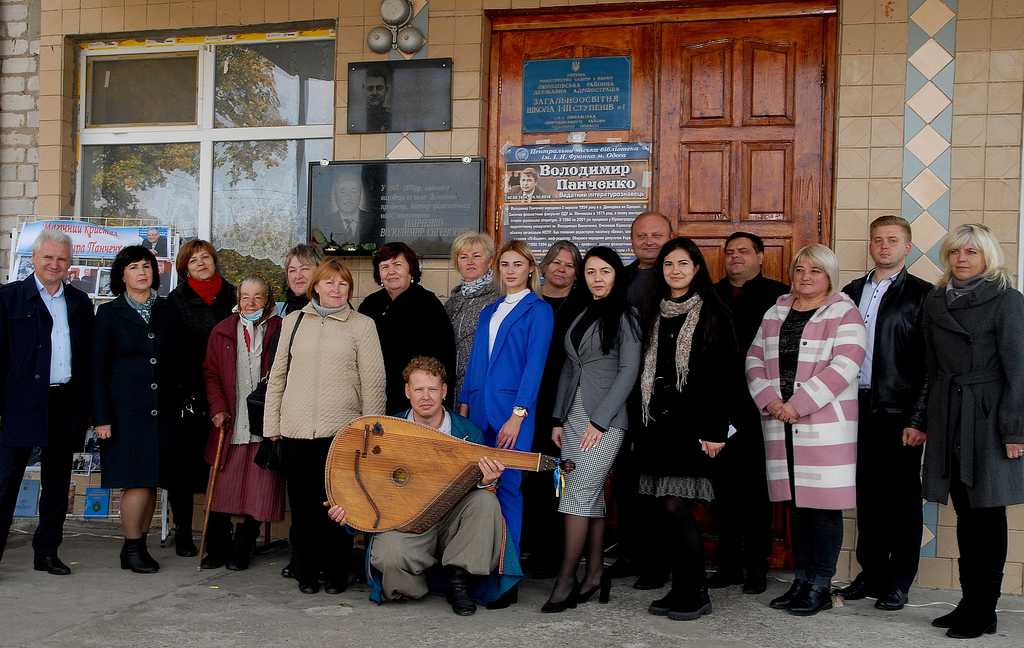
left=166, top=240, right=236, bottom=557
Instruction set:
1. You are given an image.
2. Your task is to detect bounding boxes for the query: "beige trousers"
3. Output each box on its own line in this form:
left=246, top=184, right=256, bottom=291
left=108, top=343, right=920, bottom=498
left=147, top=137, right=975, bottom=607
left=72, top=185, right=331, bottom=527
left=370, top=489, right=504, bottom=601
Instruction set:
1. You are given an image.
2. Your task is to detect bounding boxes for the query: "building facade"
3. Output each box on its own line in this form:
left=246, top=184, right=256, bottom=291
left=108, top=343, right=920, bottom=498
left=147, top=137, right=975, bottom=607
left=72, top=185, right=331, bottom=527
left=1, top=0, right=1023, bottom=592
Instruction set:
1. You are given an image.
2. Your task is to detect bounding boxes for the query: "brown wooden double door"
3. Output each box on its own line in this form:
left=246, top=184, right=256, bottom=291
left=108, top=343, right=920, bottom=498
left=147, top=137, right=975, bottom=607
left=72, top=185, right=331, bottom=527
left=490, top=11, right=834, bottom=283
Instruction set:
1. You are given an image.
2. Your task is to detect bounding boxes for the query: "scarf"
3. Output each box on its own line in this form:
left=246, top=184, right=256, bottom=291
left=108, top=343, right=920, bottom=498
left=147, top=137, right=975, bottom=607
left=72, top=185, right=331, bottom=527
left=946, top=274, right=986, bottom=305
left=458, top=269, right=495, bottom=297
left=312, top=298, right=348, bottom=319
left=126, top=290, right=157, bottom=324
left=283, top=289, right=308, bottom=315
left=640, top=294, right=703, bottom=424
left=188, top=274, right=223, bottom=305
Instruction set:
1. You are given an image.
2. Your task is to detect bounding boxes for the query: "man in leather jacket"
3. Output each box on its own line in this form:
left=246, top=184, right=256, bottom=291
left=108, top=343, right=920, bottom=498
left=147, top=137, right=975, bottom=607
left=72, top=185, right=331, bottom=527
left=838, top=215, right=931, bottom=611
left=711, top=232, right=788, bottom=595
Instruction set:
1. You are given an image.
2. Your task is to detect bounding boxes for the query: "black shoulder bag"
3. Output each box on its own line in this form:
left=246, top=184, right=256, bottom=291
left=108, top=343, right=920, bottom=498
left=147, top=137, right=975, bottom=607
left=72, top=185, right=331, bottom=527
left=252, top=312, right=304, bottom=471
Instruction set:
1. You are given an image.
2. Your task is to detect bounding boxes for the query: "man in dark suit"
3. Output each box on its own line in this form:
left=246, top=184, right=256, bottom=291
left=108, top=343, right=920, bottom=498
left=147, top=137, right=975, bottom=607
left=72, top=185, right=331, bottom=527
left=0, top=228, right=95, bottom=575
left=838, top=216, right=931, bottom=611
left=711, top=231, right=789, bottom=595
left=142, top=227, right=169, bottom=257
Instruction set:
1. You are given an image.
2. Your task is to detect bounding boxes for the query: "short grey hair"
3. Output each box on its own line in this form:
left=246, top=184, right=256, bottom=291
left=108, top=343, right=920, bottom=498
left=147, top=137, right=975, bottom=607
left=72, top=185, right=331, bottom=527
left=32, top=228, right=73, bottom=255
left=790, top=244, right=840, bottom=295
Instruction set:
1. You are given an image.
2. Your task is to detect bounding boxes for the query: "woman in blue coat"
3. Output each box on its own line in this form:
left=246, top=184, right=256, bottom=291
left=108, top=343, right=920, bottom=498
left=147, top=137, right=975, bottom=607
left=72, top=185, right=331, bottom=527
left=459, top=240, right=553, bottom=606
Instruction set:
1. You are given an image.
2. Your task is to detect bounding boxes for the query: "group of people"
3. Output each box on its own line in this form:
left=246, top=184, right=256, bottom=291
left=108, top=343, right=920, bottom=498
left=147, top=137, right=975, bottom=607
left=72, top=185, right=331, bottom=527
left=1, top=212, right=1022, bottom=641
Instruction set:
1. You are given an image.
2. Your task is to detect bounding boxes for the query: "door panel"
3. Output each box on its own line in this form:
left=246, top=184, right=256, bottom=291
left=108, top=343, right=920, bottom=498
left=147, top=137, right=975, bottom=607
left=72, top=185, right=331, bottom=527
left=658, top=17, right=825, bottom=282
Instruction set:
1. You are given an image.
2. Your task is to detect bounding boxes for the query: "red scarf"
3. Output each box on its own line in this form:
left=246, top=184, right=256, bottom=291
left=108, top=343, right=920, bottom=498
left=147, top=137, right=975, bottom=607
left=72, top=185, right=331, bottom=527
left=188, top=274, right=222, bottom=305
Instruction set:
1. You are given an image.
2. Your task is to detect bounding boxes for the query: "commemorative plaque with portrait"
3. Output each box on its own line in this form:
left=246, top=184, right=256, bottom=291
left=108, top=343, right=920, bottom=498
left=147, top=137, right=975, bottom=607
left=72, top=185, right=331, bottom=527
left=308, top=158, right=483, bottom=258
left=347, top=58, right=453, bottom=134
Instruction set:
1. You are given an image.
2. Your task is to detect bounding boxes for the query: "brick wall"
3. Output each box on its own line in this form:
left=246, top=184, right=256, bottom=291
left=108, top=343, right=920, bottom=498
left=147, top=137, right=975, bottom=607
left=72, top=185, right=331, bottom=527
left=0, top=0, right=39, bottom=267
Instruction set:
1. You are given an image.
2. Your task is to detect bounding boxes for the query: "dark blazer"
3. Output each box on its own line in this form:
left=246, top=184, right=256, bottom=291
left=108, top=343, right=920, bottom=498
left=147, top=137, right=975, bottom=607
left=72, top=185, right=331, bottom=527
left=459, top=291, right=554, bottom=447
left=0, top=275, right=94, bottom=448
left=842, top=267, right=932, bottom=429
left=922, top=280, right=1024, bottom=508
left=359, top=283, right=456, bottom=413
left=713, top=273, right=789, bottom=353
left=553, top=309, right=642, bottom=432
left=166, top=278, right=236, bottom=414
left=93, top=295, right=182, bottom=488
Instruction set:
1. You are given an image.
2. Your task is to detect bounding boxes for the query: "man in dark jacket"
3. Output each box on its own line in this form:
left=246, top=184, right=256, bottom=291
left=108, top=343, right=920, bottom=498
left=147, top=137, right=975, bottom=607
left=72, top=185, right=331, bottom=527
left=711, top=231, right=788, bottom=594
left=0, top=228, right=95, bottom=575
left=838, top=215, right=931, bottom=611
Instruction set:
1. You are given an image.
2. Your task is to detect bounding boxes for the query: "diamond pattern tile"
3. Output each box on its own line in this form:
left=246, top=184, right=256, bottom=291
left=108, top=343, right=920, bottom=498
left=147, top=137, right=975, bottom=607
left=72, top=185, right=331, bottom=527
left=909, top=253, right=944, bottom=283
left=907, top=81, right=952, bottom=122
left=909, top=39, right=954, bottom=80
left=911, top=0, right=956, bottom=37
left=388, top=136, right=424, bottom=159
left=905, top=168, right=949, bottom=209
left=911, top=211, right=947, bottom=252
left=906, top=125, right=950, bottom=165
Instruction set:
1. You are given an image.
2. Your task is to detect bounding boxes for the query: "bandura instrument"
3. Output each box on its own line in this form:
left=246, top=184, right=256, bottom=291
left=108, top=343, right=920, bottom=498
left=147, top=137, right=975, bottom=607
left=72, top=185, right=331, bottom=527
left=325, top=415, right=573, bottom=534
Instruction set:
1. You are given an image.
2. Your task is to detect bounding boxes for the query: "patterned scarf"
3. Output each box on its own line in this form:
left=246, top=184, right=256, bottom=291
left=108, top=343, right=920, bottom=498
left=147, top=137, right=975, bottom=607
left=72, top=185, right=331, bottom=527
left=640, top=294, right=703, bottom=424
left=126, top=291, right=157, bottom=324
left=458, top=269, right=495, bottom=297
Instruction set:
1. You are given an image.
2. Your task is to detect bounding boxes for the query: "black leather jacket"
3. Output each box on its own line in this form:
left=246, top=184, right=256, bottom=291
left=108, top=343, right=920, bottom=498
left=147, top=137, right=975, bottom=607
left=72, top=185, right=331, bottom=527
left=842, top=267, right=931, bottom=430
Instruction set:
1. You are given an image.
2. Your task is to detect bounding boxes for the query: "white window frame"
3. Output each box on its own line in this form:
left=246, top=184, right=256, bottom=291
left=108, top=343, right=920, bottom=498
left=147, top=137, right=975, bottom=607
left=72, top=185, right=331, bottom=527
left=76, top=38, right=335, bottom=241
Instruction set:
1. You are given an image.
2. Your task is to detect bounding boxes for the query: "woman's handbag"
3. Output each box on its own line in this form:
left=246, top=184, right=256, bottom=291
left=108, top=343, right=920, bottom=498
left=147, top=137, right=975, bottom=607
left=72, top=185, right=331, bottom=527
left=251, top=312, right=304, bottom=470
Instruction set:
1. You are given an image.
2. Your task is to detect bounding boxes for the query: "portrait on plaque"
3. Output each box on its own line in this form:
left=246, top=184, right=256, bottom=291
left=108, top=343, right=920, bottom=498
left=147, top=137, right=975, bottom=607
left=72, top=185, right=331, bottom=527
left=347, top=58, right=453, bottom=134
left=309, top=158, right=483, bottom=257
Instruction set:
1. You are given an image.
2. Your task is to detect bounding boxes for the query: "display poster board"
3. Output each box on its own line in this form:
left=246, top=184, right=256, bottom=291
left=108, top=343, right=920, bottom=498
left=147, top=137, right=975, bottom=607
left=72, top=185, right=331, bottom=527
left=347, top=58, right=453, bottom=134
left=308, top=158, right=483, bottom=258
left=10, top=220, right=179, bottom=299
left=522, top=56, right=631, bottom=133
left=503, top=143, right=651, bottom=261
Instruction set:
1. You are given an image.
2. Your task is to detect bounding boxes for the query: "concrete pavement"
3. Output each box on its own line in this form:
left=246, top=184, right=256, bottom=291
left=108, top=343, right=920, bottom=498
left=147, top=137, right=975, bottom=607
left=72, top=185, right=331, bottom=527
left=1, top=522, right=1022, bottom=648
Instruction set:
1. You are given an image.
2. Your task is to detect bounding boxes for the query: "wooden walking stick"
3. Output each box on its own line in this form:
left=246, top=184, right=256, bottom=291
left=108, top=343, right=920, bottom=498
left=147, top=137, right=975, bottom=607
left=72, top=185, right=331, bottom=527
left=198, top=424, right=226, bottom=570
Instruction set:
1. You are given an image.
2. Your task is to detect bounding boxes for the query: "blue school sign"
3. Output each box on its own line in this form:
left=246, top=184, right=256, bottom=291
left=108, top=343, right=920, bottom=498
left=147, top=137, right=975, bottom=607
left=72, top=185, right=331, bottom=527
left=522, top=56, right=631, bottom=133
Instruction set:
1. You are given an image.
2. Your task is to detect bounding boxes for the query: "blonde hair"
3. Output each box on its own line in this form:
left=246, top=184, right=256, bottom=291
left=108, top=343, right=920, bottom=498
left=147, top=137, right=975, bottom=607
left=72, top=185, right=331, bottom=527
left=450, top=231, right=495, bottom=269
left=938, top=223, right=1012, bottom=289
left=790, top=244, right=840, bottom=295
left=496, top=240, right=540, bottom=293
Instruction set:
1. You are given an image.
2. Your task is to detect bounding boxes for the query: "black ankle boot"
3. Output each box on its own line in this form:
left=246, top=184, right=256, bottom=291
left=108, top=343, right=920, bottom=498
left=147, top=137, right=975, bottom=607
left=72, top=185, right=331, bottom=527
left=667, top=584, right=713, bottom=621
left=649, top=590, right=685, bottom=616
left=770, top=579, right=807, bottom=610
left=946, top=607, right=997, bottom=639
left=787, top=584, right=833, bottom=616
left=138, top=534, right=160, bottom=571
left=447, top=567, right=477, bottom=616
left=121, top=538, right=159, bottom=574
left=174, top=528, right=198, bottom=557
left=226, top=520, right=259, bottom=571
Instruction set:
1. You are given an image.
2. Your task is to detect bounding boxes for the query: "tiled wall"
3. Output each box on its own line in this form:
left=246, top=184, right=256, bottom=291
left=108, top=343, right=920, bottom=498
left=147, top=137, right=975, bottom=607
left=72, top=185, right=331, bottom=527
left=19, top=0, right=1024, bottom=592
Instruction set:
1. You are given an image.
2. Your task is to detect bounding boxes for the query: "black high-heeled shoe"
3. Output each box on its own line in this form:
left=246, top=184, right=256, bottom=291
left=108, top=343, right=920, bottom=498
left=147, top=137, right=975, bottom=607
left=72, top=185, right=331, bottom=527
left=578, top=572, right=612, bottom=604
left=541, top=580, right=580, bottom=613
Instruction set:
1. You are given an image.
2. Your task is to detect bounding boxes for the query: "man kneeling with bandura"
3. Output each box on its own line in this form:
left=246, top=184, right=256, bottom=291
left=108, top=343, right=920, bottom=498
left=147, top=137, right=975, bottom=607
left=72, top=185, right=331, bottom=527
left=328, top=356, right=521, bottom=615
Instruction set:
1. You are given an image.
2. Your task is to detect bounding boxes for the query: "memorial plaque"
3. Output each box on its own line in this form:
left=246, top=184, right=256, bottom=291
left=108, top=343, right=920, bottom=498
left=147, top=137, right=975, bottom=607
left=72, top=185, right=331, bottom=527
left=522, top=56, right=631, bottom=133
left=347, top=58, right=452, bottom=134
left=308, top=158, right=483, bottom=258
left=503, top=143, right=651, bottom=261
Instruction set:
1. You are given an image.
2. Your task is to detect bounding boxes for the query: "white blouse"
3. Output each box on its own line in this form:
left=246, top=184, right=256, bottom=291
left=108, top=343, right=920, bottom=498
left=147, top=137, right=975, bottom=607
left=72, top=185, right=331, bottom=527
left=488, top=289, right=529, bottom=357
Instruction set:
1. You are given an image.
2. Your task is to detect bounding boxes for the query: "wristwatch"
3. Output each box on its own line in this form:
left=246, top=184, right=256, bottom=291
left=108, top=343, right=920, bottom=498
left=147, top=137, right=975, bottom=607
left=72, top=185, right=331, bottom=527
left=512, top=406, right=528, bottom=418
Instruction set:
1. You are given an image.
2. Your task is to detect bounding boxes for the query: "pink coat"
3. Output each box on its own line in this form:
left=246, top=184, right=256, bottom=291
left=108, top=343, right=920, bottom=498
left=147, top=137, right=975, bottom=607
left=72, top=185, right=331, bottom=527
left=745, top=292, right=866, bottom=510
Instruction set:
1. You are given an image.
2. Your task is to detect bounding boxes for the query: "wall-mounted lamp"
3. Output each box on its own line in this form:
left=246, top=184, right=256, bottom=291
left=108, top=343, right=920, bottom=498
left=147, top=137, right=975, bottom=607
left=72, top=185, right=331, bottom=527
left=367, top=0, right=426, bottom=55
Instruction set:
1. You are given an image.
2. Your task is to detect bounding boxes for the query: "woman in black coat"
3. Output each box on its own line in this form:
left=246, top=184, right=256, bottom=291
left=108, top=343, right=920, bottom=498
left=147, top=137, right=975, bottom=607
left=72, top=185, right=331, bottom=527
left=358, top=242, right=456, bottom=413
left=922, top=224, right=1024, bottom=639
left=94, top=246, right=181, bottom=573
left=635, top=237, right=737, bottom=621
left=165, top=239, right=236, bottom=556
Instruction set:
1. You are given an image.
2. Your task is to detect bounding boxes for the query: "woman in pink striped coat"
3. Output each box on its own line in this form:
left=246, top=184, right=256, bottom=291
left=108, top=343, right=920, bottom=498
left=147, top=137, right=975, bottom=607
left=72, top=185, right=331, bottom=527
left=745, top=244, right=866, bottom=617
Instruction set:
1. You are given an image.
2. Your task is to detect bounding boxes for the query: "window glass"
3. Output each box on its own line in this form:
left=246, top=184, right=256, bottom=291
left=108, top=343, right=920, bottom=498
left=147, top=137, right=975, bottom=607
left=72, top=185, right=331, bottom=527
left=214, top=41, right=335, bottom=128
left=212, top=138, right=332, bottom=290
left=80, top=143, right=200, bottom=239
left=88, top=55, right=198, bottom=126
